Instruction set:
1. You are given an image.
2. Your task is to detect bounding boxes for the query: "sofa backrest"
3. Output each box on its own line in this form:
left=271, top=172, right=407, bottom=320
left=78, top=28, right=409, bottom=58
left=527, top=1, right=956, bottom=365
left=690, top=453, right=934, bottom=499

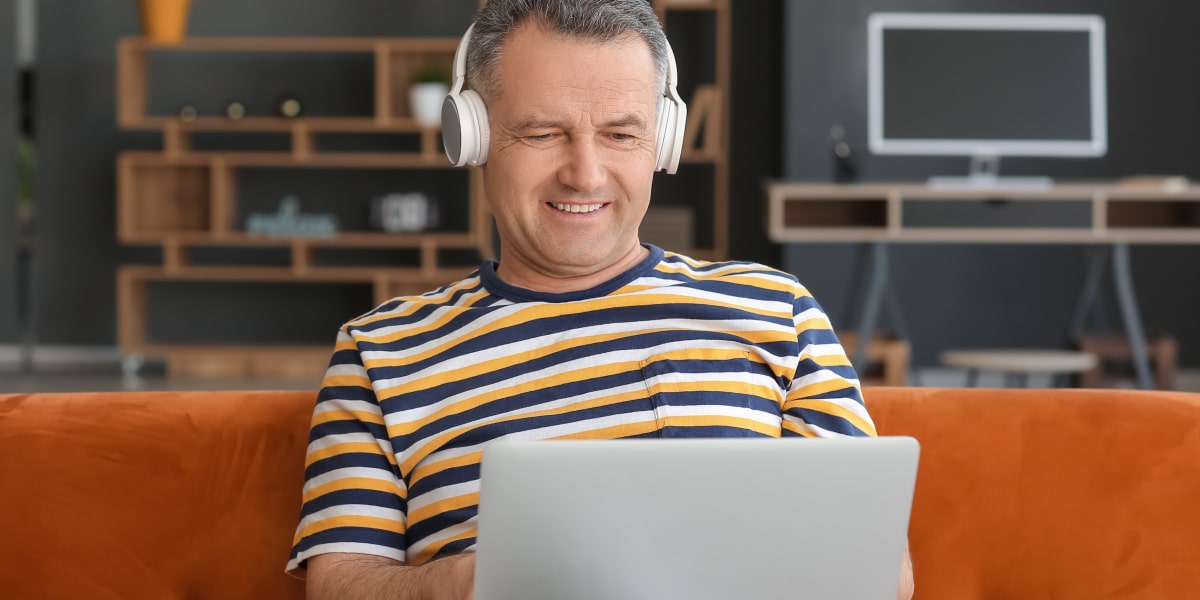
left=868, top=386, right=1200, bottom=600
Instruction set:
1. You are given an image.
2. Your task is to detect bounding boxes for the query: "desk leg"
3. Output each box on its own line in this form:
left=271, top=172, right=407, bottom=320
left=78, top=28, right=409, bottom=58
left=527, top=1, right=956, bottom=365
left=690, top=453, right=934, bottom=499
left=852, top=242, right=889, bottom=375
left=1112, top=243, right=1154, bottom=390
left=1068, top=245, right=1110, bottom=341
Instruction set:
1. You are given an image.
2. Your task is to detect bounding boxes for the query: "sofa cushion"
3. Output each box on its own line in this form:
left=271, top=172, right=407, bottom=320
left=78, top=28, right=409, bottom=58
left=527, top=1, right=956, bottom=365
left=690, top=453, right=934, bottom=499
left=0, top=390, right=314, bottom=599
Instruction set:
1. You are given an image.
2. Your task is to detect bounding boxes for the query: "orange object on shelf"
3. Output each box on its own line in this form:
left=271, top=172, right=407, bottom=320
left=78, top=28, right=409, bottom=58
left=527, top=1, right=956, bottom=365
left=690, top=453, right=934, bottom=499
left=138, top=0, right=191, bottom=43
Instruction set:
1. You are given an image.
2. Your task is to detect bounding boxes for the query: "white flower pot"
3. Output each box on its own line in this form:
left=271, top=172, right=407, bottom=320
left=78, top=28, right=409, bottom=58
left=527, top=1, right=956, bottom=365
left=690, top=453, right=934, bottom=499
left=410, top=82, right=449, bottom=127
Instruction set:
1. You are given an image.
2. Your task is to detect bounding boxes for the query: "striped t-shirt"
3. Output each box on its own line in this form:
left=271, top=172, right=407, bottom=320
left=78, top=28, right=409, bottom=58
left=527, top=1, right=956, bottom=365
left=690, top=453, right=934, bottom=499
left=287, top=245, right=875, bottom=573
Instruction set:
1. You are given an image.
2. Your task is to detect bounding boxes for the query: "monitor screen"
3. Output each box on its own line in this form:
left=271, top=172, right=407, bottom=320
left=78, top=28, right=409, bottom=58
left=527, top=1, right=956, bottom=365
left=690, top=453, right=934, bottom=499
left=868, top=13, right=1107, bottom=158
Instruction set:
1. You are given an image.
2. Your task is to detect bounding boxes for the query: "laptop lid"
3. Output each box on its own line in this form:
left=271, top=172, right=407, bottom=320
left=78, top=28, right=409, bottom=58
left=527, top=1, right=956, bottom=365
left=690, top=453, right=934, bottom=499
left=474, top=436, right=919, bottom=600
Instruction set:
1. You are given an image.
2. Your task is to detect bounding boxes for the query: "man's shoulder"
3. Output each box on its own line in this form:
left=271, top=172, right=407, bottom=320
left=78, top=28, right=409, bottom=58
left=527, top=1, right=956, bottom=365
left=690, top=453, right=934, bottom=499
left=655, top=250, right=803, bottom=291
left=343, top=271, right=488, bottom=331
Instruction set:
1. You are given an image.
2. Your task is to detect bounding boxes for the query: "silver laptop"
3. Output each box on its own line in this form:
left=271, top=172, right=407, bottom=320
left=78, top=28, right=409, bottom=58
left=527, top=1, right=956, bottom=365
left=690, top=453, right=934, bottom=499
left=474, top=436, right=919, bottom=600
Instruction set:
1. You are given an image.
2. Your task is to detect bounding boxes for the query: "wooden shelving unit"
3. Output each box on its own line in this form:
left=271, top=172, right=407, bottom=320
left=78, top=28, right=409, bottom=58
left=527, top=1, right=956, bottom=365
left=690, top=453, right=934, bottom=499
left=115, top=36, right=485, bottom=377
left=115, top=5, right=731, bottom=378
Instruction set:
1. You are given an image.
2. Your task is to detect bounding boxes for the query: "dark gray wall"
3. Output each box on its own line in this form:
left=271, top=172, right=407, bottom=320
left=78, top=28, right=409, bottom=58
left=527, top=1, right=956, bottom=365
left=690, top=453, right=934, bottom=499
left=783, top=0, right=1200, bottom=366
left=0, top=1, right=17, bottom=343
left=33, top=1, right=477, bottom=345
left=33, top=0, right=781, bottom=347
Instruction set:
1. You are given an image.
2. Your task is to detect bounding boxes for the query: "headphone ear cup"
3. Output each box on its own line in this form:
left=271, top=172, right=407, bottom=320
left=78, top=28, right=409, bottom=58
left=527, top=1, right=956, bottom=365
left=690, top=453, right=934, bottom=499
left=442, top=89, right=490, bottom=167
left=460, top=90, right=490, bottom=166
left=655, top=97, right=685, bottom=174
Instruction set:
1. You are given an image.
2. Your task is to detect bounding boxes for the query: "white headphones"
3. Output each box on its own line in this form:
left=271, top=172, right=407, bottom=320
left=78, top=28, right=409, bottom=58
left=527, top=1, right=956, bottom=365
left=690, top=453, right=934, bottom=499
left=442, top=24, right=688, bottom=174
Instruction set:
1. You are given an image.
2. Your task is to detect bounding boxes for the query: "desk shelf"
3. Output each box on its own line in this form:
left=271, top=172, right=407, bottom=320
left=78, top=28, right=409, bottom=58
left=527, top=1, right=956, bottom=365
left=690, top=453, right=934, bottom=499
left=767, top=182, right=1200, bottom=244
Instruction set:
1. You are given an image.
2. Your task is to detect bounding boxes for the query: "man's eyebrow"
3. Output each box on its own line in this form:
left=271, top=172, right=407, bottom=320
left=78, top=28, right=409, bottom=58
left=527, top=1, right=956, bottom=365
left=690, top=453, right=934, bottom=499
left=601, top=114, right=649, bottom=131
left=510, top=114, right=649, bottom=132
left=511, top=117, right=563, bottom=132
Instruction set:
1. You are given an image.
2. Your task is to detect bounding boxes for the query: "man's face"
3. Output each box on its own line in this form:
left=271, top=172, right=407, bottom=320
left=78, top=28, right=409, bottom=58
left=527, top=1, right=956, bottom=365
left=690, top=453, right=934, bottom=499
left=482, top=22, right=660, bottom=285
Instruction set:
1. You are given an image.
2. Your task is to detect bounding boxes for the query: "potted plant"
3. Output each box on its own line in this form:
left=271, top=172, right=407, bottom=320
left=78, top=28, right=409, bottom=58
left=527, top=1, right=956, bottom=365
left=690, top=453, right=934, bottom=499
left=409, top=64, right=449, bottom=127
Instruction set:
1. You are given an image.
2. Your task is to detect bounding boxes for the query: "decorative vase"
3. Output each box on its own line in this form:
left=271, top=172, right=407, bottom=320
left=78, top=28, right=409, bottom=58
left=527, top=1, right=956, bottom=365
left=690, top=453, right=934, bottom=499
left=138, top=0, right=192, bottom=43
left=410, top=82, right=449, bottom=127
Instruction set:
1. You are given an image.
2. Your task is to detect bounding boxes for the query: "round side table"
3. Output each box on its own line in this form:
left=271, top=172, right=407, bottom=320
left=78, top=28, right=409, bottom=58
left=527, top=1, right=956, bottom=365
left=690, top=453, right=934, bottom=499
left=941, top=349, right=1099, bottom=387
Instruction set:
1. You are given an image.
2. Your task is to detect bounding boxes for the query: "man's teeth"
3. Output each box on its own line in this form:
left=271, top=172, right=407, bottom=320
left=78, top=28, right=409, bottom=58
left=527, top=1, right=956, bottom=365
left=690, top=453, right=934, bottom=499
left=551, top=203, right=604, bottom=214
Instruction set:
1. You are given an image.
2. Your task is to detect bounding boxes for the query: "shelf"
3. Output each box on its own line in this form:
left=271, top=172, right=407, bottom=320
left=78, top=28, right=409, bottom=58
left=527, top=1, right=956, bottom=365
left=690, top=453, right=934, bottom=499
left=121, top=264, right=471, bottom=282
left=767, top=181, right=1200, bottom=244
left=119, top=231, right=477, bottom=248
left=121, top=116, right=439, bottom=133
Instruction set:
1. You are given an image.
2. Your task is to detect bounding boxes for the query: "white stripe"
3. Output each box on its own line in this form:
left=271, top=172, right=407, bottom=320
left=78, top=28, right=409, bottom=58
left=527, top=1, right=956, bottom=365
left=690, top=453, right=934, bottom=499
left=801, top=343, right=850, bottom=357
left=308, top=431, right=394, bottom=457
left=287, top=541, right=407, bottom=573
left=407, top=480, right=479, bottom=517
left=654, top=403, right=783, bottom=429
left=786, top=384, right=874, bottom=426
left=380, top=336, right=776, bottom=427
left=303, top=502, right=405, bottom=524
left=323, top=363, right=369, bottom=378
left=406, top=408, right=660, bottom=472
left=312, top=398, right=381, bottom=417
left=795, top=306, right=832, bottom=325
left=782, top=413, right=861, bottom=438
left=405, top=515, right=479, bottom=559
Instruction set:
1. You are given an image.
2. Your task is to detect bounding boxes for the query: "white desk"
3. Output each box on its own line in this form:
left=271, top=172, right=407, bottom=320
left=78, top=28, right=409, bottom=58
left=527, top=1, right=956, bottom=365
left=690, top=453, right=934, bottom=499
left=765, top=181, right=1200, bottom=389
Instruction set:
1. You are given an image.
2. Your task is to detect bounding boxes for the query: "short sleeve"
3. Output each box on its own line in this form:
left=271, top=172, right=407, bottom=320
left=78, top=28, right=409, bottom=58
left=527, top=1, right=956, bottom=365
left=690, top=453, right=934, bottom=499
left=780, top=284, right=878, bottom=438
left=286, top=328, right=410, bottom=575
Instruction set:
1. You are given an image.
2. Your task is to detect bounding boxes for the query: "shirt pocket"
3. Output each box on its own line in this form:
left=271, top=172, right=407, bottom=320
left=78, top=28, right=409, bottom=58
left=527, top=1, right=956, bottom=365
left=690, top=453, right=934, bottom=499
left=639, top=350, right=784, bottom=437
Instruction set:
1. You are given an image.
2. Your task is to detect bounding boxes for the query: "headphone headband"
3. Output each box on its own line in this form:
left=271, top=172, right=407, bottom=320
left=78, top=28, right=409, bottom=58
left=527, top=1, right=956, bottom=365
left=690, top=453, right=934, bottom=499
left=442, top=23, right=687, bottom=173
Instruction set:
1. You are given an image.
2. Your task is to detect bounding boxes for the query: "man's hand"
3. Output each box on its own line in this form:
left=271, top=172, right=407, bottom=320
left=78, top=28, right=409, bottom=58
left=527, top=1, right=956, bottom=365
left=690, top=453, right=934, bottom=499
left=306, top=551, right=475, bottom=600
left=896, top=542, right=914, bottom=600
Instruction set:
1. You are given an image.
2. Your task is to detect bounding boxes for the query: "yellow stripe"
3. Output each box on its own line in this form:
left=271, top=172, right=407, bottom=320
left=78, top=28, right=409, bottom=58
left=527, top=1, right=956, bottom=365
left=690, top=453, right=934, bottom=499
left=361, top=292, right=787, bottom=363
left=662, top=415, right=783, bottom=436
left=796, top=316, right=832, bottom=334
left=385, top=359, right=647, bottom=439
left=788, top=376, right=859, bottom=400
left=294, top=514, right=404, bottom=546
left=307, top=441, right=398, bottom=469
left=411, top=527, right=478, bottom=566
left=398, top=388, right=656, bottom=474
left=321, top=374, right=373, bottom=389
left=376, top=327, right=791, bottom=399
left=409, top=451, right=483, bottom=487
left=785, top=397, right=877, bottom=437
left=797, top=350, right=852, bottom=368
left=550, top=420, right=662, bottom=440
left=312, top=408, right=385, bottom=427
left=646, top=380, right=782, bottom=407
left=781, top=418, right=819, bottom=438
left=408, top=492, right=480, bottom=525
left=303, top=476, right=406, bottom=504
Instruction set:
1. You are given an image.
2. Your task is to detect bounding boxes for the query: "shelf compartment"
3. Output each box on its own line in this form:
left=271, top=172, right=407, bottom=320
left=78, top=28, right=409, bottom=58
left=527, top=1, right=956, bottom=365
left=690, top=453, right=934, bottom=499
left=118, top=161, right=211, bottom=238
left=1107, top=199, right=1200, bottom=229
left=781, top=198, right=889, bottom=228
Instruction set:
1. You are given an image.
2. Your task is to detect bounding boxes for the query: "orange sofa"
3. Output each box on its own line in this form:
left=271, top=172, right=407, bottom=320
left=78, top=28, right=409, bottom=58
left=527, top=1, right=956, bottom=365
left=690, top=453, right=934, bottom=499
left=1, top=387, right=1198, bottom=599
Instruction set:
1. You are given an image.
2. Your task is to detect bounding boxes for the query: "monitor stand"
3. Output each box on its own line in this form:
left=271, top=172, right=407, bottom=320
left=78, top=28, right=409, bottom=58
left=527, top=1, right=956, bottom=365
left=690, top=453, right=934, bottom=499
left=927, top=155, right=1054, bottom=191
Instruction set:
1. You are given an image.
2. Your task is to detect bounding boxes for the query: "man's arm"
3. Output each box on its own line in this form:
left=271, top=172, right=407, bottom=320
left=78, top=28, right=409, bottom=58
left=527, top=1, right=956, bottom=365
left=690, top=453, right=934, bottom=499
left=897, top=542, right=914, bottom=600
left=306, top=552, right=475, bottom=600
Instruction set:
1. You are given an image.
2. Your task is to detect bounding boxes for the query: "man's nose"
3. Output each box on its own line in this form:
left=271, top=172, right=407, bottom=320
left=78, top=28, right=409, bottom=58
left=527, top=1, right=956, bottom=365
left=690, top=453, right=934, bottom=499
left=558, top=136, right=607, bottom=194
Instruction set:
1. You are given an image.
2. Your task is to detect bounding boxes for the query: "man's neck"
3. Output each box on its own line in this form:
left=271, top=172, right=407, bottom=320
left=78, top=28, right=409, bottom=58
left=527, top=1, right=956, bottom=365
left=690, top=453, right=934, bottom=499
left=494, top=244, right=650, bottom=295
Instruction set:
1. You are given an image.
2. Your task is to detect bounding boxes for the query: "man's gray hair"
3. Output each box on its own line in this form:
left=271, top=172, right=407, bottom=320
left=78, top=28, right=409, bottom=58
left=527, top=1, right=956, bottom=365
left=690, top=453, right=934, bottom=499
left=465, top=0, right=670, bottom=106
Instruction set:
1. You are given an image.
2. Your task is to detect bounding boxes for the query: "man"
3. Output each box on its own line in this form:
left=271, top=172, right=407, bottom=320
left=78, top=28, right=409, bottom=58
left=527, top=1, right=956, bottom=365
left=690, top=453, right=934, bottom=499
left=289, top=1, right=913, bottom=598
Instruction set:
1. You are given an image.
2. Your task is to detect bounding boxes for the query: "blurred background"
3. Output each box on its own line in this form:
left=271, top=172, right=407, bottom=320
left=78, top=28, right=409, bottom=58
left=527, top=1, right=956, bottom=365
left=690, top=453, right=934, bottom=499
left=1, top=0, right=1197, bottom=392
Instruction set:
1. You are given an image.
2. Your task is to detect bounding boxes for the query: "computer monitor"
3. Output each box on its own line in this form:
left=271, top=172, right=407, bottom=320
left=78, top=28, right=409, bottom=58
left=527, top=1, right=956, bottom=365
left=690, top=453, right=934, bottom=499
left=867, top=13, right=1107, bottom=190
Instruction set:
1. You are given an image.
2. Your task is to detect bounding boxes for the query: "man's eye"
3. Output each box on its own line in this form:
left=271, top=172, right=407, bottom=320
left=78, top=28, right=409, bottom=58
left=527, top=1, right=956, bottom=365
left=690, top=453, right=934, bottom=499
left=611, top=133, right=636, bottom=142
left=528, top=133, right=557, bottom=142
